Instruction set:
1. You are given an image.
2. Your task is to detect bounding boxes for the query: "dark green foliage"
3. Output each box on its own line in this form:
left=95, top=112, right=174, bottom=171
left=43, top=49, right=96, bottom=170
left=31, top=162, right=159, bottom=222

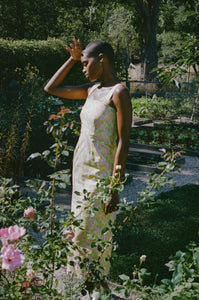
left=158, top=0, right=199, bottom=63
left=111, top=184, right=199, bottom=283
left=0, top=38, right=87, bottom=88
left=0, top=0, right=101, bottom=40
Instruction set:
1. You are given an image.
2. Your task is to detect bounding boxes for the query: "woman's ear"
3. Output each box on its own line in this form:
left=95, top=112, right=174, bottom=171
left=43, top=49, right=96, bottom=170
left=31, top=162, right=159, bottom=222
left=98, top=53, right=104, bottom=63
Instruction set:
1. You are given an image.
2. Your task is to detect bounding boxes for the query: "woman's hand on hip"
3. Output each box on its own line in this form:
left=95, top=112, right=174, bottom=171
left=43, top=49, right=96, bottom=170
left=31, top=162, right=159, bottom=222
left=104, top=190, right=119, bottom=215
left=66, top=38, right=82, bottom=61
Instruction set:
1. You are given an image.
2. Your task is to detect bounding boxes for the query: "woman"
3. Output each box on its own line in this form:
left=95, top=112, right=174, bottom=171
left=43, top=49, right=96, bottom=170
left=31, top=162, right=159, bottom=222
left=44, top=38, right=132, bottom=296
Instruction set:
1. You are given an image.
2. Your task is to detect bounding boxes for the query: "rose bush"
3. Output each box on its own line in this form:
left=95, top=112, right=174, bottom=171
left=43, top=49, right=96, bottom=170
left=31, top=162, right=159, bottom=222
left=0, top=107, right=128, bottom=299
left=1, top=105, right=193, bottom=299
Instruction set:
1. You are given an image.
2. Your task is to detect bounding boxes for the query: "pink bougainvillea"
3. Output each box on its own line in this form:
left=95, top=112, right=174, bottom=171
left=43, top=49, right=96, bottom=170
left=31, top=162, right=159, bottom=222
left=1, top=244, right=25, bottom=272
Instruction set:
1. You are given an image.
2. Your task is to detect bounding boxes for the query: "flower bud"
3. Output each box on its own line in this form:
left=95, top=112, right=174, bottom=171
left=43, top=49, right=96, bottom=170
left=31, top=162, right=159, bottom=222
left=115, top=165, right=122, bottom=171
left=24, top=207, right=37, bottom=220
left=64, top=230, right=75, bottom=241
left=140, top=255, right=147, bottom=262
left=27, top=268, right=35, bottom=278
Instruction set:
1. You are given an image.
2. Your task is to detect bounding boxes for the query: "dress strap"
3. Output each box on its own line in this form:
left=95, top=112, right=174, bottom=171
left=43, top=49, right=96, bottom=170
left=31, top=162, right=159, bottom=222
left=88, top=83, right=100, bottom=96
left=87, top=82, right=124, bottom=105
left=104, top=83, right=123, bottom=105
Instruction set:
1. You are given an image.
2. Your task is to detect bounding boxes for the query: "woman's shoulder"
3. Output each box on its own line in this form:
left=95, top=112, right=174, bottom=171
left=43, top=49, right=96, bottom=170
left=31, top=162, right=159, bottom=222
left=113, top=83, right=130, bottom=98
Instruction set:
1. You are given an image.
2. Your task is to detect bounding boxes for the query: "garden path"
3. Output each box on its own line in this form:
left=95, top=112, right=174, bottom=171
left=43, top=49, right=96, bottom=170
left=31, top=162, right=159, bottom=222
left=54, top=154, right=199, bottom=209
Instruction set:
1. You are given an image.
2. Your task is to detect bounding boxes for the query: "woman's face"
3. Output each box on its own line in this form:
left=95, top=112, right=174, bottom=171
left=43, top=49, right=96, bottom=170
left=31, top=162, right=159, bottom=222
left=81, top=52, right=103, bottom=82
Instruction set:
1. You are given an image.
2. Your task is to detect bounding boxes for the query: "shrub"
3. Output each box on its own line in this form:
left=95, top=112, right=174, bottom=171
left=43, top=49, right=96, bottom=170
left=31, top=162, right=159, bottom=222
left=131, top=96, right=193, bottom=121
left=0, top=38, right=86, bottom=88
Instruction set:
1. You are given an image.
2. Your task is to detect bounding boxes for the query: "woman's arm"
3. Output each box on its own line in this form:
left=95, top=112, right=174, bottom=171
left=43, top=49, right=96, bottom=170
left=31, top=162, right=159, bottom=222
left=112, top=85, right=132, bottom=176
left=44, top=38, right=92, bottom=99
left=104, top=85, right=132, bottom=214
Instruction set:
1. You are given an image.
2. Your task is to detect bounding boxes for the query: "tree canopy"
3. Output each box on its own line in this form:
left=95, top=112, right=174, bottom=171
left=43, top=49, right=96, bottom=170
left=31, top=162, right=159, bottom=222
left=0, top=0, right=198, bottom=80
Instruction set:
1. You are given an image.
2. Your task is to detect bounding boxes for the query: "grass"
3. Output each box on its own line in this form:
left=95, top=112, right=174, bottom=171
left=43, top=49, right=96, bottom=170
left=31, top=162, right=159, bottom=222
left=110, top=184, right=199, bottom=284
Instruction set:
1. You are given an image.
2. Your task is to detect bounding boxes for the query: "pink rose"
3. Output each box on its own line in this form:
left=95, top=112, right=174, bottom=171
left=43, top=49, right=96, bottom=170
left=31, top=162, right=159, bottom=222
left=24, top=207, right=37, bottom=219
left=64, top=230, right=75, bottom=241
left=1, top=244, right=25, bottom=272
left=0, top=225, right=26, bottom=245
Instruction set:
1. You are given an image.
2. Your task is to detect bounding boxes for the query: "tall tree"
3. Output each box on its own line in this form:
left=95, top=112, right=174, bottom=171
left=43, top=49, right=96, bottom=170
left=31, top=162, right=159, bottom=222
left=136, top=0, right=161, bottom=80
left=121, top=0, right=161, bottom=80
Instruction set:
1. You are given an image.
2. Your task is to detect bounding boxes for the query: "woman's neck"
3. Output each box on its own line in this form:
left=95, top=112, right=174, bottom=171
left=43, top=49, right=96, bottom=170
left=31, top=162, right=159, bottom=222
left=99, top=73, right=118, bottom=87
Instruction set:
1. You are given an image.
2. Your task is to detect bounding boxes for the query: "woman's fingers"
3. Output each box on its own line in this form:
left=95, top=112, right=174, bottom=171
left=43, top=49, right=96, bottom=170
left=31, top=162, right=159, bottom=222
left=66, top=38, right=82, bottom=60
left=105, top=203, right=118, bottom=215
left=104, top=193, right=119, bottom=214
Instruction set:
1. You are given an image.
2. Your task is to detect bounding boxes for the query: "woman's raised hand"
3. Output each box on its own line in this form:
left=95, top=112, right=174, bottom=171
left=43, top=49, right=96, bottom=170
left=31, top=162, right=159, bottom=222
left=66, top=38, right=82, bottom=61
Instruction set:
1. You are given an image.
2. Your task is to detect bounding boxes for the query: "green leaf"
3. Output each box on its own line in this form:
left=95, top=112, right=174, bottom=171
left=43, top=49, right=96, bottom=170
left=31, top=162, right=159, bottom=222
left=193, top=251, right=199, bottom=267
left=161, top=279, right=172, bottom=286
left=97, top=245, right=102, bottom=251
left=27, top=152, right=41, bottom=161
left=62, top=150, right=69, bottom=156
left=57, top=182, right=66, bottom=189
left=101, top=227, right=109, bottom=234
left=42, top=150, right=50, bottom=157
left=91, top=241, right=96, bottom=248
left=74, top=191, right=81, bottom=196
left=119, top=274, right=130, bottom=281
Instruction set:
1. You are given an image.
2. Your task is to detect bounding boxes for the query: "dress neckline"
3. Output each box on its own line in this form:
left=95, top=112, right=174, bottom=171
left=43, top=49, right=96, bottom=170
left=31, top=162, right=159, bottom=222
left=97, top=82, right=121, bottom=89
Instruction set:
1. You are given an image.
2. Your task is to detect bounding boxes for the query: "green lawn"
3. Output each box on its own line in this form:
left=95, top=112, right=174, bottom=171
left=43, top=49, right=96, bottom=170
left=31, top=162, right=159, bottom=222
left=110, top=184, right=199, bottom=284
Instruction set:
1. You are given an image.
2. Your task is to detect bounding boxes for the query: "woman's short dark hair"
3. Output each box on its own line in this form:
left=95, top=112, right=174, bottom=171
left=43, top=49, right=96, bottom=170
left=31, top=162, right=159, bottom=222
left=83, top=40, right=114, bottom=65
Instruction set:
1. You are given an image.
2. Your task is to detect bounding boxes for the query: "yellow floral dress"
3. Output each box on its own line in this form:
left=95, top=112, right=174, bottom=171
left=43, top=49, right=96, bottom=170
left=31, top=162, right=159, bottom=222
left=70, top=83, right=121, bottom=278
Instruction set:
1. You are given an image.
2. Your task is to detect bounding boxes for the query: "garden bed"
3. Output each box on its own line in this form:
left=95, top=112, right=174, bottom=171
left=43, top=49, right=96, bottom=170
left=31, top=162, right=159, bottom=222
left=131, top=121, right=199, bottom=153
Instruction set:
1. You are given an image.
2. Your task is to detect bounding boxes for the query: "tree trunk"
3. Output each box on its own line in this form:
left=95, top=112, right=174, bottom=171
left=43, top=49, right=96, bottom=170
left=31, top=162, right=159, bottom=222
left=137, top=0, right=161, bottom=80
left=16, top=0, right=25, bottom=39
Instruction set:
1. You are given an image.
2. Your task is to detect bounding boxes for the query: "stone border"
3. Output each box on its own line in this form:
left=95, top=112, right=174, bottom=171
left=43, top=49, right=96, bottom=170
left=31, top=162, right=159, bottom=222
left=130, top=143, right=199, bottom=157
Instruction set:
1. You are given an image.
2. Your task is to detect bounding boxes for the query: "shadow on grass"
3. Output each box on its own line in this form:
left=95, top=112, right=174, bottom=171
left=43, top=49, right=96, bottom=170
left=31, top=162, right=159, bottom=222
left=110, top=184, right=199, bottom=284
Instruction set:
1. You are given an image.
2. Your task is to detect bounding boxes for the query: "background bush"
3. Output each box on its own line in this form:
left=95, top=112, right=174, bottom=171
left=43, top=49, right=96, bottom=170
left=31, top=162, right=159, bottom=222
left=0, top=38, right=87, bottom=88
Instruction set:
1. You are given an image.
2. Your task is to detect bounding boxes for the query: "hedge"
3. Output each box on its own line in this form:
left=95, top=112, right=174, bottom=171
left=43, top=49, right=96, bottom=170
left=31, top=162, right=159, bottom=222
left=0, top=38, right=85, bottom=88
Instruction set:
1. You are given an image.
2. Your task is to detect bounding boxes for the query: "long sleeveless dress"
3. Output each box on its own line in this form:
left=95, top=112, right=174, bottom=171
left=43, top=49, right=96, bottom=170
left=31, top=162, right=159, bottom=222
left=70, top=83, right=120, bottom=279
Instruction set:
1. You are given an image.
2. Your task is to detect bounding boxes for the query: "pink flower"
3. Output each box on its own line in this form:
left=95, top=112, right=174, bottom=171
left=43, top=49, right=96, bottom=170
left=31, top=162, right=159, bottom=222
left=27, top=268, right=35, bottom=278
left=1, top=244, right=25, bottom=271
left=140, top=255, right=147, bottom=262
left=0, top=225, right=26, bottom=246
left=64, top=230, right=75, bottom=241
left=24, top=207, right=37, bottom=219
